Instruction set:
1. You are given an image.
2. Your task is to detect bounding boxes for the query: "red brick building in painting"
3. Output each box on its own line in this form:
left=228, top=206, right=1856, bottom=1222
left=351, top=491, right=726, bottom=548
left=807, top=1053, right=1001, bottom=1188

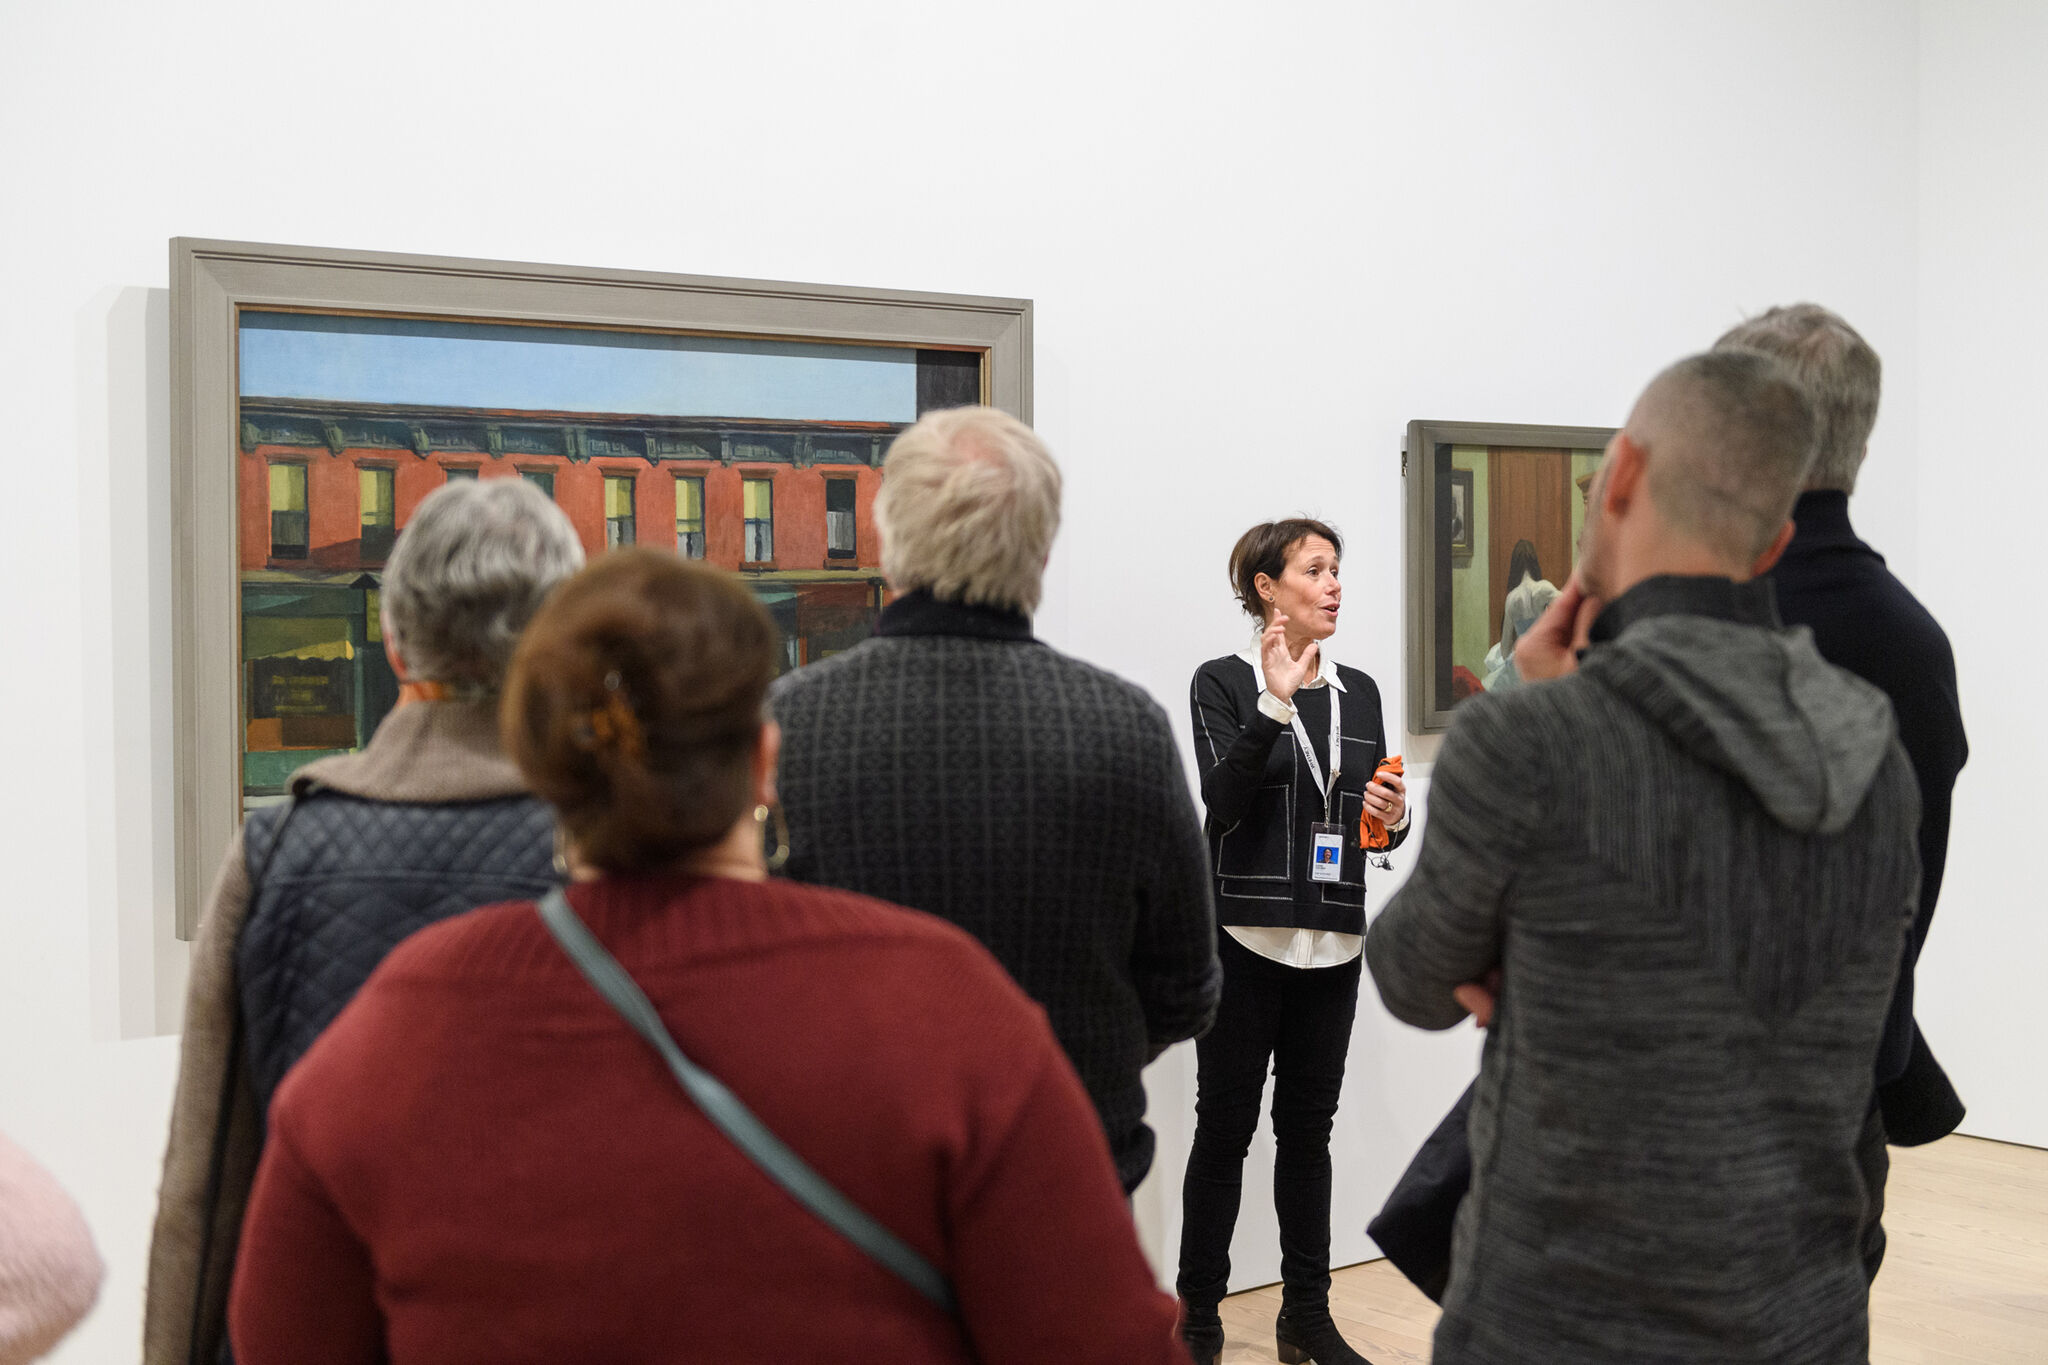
left=236, top=396, right=904, bottom=795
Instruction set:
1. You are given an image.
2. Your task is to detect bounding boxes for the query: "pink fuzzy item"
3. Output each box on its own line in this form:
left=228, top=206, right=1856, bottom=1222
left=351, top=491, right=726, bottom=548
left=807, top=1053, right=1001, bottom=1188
left=0, top=1132, right=102, bottom=1365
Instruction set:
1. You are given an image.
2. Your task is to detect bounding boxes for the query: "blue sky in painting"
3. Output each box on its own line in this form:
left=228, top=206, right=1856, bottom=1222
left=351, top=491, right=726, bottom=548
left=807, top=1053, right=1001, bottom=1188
left=240, top=312, right=916, bottom=422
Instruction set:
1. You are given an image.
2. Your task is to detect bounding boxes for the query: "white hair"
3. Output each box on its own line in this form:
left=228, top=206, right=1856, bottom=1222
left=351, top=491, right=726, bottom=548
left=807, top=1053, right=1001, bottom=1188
left=875, top=406, right=1061, bottom=614
left=382, top=478, right=585, bottom=688
left=1713, top=303, right=1882, bottom=495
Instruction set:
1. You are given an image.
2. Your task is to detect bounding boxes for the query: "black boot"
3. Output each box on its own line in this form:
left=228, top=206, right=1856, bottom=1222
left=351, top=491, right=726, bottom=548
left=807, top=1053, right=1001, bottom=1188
left=1178, top=1299, right=1223, bottom=1365
left=1275, top=1303, right=1374, bottom=1365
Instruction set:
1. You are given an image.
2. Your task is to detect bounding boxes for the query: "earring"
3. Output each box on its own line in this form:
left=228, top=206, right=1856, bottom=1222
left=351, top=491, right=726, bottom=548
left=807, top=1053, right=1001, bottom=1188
left=755, top=801, right=791, bottom=874
left=551, top=824, right=572, bottom=881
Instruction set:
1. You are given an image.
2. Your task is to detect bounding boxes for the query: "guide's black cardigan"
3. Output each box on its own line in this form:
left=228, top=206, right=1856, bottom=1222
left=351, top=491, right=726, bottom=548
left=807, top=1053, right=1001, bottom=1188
left=1190, top=651, right=1407, bottom=935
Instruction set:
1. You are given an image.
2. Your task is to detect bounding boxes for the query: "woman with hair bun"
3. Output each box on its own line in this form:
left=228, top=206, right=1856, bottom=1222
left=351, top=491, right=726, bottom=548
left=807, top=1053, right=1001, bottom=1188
left=1178, top=518, right=1408, bottom=1365
left=226, top=549, right=1185, bottom=1365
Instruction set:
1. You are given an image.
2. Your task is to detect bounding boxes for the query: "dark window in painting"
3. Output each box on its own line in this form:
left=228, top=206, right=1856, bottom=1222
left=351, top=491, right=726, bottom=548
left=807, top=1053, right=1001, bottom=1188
left=605, top=474, right=636, bottom=548
left=359, top=466, right=396, bottom=561
left=826, top=478, right=856, bottom=559
left=268, top=462, right=309, bottom=560
left=445, top=467, right=478, bottom=482
left=915, top=348, right=982, bottom=415
left=521, top=469, right=555, bottom=499
left=248, top=657, right=358, bottom=749
left=675, top=476, right=706, bottom=559
left=743, top=478, right=774, bottom=563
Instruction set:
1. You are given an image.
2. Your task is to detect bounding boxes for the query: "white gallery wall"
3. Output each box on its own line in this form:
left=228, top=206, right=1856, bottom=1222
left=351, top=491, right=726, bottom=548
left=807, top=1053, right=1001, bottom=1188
left=1, top=1, right=2033, bottom=1358
left=1911, top=0, right=2048, bottom=1150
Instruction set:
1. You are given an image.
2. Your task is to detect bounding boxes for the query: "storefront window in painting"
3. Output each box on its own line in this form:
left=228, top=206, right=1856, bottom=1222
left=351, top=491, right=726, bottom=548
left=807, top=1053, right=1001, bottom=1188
left=236, top=311, right=981, bottom=808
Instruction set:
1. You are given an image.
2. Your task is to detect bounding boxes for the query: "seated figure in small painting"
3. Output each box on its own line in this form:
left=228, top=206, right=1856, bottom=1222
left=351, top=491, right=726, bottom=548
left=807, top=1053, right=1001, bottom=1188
left=1480, top=539, right=1560, bottom=693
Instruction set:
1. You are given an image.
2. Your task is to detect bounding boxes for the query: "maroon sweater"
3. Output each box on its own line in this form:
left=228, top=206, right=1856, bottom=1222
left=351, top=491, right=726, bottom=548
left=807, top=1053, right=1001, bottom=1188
left=230, top=874, right=1187, bottom=1365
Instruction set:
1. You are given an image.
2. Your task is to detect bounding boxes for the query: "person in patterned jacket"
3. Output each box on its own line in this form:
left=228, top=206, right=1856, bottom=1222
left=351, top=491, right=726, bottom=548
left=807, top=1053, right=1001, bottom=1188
left=772, top=405, right=1221, bottom=1197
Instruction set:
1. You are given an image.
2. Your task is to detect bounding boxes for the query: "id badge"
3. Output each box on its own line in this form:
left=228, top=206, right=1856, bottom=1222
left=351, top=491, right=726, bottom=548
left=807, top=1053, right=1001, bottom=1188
left=1310, top=823, right=1345, bottom=883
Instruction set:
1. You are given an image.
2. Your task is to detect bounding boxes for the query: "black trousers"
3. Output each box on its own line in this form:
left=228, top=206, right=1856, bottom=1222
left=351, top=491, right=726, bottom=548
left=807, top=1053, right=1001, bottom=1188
left=1178, top=932, right=1361, bottom=1309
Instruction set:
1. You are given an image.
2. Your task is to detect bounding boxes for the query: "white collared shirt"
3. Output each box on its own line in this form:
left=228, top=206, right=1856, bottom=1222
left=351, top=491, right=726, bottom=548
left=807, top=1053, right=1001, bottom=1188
left=1222, top=644, right=1406, bottom=970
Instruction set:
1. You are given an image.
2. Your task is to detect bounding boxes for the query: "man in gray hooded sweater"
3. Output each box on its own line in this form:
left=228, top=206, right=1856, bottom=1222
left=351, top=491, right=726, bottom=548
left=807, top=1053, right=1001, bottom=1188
left=1368, top=349, right=1919, bottom=1365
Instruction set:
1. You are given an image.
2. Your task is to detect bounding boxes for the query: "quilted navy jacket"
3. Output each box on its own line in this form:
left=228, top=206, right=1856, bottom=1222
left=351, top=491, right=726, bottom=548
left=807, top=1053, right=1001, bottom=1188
left=237, top=787, right=557, bottom=1112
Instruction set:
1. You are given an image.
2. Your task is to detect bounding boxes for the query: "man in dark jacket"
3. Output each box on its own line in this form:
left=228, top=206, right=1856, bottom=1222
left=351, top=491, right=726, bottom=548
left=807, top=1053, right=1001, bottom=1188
left=1718, top=304, right=1969, bottom=1158
left=1367, top=351, right=1920, bottom=1364
left=772, top=406, right=1221, bottom=1194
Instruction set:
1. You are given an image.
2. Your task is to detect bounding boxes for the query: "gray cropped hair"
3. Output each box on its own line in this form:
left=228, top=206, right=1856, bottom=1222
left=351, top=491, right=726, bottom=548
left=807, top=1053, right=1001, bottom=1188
left=382, top=478, right=585, bottom=689
left=875, top=406, right=1062, bottom=615
left=1713, top=303, right=1881, bottom=494
left=1630, top=349, right=1817, bottom=564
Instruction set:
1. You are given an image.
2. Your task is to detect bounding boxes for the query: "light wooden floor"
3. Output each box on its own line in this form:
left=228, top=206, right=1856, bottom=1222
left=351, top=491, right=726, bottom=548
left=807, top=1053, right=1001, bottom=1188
left=1217, top=1135, right=2048, bottom=1363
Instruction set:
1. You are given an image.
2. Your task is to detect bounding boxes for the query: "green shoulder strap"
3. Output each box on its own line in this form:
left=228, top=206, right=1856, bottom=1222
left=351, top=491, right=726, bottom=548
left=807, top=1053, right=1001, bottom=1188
left=535, top=887, right=957, bottom=1316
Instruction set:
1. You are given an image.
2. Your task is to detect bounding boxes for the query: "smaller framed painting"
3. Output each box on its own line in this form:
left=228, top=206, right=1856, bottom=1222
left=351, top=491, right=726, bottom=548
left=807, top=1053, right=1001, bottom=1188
left=1404, top=420, right=1616, bottom=734
left=1447, top=467, right=1475, bottom=560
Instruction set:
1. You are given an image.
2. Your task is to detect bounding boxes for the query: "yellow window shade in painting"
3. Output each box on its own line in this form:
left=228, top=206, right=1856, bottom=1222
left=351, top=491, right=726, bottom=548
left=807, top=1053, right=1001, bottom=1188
left=605, top=476, right=634, bottom=518
left=360, top=468, right=395, bottom=524
left=269, top=462, right=307, bottom=512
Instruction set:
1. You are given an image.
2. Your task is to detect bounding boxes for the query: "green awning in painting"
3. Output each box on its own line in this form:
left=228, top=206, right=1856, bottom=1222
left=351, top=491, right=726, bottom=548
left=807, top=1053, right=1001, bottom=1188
left=244, top=617, right=354, bottom=662
left=243, top=581, right=371, bottom=618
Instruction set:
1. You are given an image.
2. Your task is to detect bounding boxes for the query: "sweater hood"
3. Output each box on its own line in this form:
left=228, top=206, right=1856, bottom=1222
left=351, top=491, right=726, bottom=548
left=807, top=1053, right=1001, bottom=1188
left=1584, top=614, right=1896, bottom=835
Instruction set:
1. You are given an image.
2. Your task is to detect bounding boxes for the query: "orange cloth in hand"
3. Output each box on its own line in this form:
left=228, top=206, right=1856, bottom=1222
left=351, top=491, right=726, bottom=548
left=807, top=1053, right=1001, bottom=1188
left=1361, top=755, right=1405, bottom=851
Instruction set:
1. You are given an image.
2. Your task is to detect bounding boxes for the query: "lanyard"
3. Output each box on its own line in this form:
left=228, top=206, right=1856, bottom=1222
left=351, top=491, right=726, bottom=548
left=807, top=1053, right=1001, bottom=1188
left=1287, top=685, right=1341, bottom=822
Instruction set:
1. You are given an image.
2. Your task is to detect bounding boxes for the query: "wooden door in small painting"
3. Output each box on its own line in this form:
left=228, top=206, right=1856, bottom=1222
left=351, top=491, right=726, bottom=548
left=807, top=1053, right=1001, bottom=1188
left=1487, top=448, right=1574, bottom=642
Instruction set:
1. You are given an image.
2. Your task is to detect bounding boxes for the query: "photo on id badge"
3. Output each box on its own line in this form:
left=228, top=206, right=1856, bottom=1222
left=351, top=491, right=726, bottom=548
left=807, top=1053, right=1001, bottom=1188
left=1310, top=824, right=1344, bottom=883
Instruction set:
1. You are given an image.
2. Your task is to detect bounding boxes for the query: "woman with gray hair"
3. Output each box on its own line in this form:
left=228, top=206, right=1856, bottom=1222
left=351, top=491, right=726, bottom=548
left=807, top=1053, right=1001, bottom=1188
left=143, top=478, right=584, bottom=1365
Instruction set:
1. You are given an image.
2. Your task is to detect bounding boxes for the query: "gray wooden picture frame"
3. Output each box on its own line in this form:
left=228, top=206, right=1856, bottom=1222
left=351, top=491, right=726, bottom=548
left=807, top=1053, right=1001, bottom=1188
left=1404, top=419, right=1616, bottom=735
left=171, top=237, right=1032, bottom=939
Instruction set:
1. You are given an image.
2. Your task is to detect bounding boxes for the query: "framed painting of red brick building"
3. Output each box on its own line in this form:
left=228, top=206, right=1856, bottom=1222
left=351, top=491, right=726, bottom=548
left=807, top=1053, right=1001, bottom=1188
left=172, top=239, right=1030, bottom=938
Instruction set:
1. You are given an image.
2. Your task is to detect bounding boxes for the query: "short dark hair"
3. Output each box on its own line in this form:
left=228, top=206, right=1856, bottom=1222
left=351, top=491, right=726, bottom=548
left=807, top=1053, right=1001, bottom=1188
left=1713, top=303, right=1880, bottom=494
left=1228, top=517, right=1343, bottom=622
left=1632, top=349, right=1818, bottom=563
left=502, top=549, right=778, bottom=873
